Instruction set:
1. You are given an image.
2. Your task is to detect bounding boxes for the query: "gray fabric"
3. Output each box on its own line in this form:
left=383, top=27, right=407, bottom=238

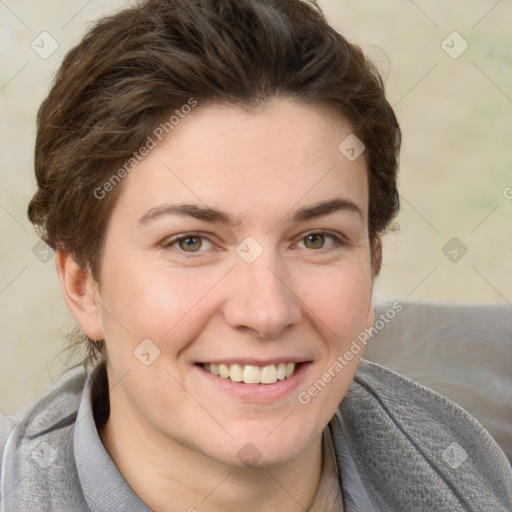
left=308, top=423, right=345, bottom=511
left=0, top=418, right=16, bottom=483
left=339, top=360, right=512, bottom=511
left=1, top=357, right=512, bottom=511
left=365, top=298, right=512, bottom=462
left=74, top=363, right=151, bottom=512
left=330, top=411, right=378, bottom=512
left=0, top=364, right=88, bottom=511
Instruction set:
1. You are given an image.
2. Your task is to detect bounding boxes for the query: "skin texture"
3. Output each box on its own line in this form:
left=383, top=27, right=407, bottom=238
left=56, top=97, right=377, bottom=511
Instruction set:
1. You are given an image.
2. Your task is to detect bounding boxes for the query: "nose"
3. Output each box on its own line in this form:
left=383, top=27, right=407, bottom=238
left=222, top=249, right=301, bottom=339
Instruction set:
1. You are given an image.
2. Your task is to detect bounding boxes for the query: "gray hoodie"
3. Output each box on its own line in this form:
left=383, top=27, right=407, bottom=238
left=1, top=359, right=511, bottom=511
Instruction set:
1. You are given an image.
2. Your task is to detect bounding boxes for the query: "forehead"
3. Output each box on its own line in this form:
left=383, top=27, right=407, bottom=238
left=111, top=98, right=369, bottom=227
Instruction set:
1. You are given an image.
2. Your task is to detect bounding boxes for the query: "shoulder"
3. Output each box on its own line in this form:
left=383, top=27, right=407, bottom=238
left=0, top=364, right=88, bottom=492
left=0, top=415, right=17, bottom=478
left=12, top=363, right=88, bottom=439
left=335, top=359, right=512, bottom=510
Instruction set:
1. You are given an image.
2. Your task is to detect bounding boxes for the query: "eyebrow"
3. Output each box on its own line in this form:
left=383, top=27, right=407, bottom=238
left=137, top=198, right=364, bottom=226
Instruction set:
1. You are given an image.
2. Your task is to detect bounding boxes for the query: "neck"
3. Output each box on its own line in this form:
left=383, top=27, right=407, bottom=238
left=98, top=404, right=324, bottom=512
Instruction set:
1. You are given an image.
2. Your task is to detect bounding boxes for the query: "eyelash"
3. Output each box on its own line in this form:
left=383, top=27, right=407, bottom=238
left=160, top=230, right=346, bottom=255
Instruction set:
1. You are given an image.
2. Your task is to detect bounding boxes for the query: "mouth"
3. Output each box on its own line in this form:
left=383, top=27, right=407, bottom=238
left=200, top=362, right=300, bottom=385
left=194, top=360, right=312, bottom=402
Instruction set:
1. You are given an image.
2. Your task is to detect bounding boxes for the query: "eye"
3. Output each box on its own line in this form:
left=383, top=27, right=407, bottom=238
left=296, top=231, right=342, bottom=250
left=162, top=234, right=214, bottom=253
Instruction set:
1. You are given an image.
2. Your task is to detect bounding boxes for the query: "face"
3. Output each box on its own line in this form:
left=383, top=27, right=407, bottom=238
left=92, top=97, right=375, bottom=468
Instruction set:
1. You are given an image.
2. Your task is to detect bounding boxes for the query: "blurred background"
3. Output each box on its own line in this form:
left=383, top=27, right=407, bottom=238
left=1, top=0, right=511, bottom=415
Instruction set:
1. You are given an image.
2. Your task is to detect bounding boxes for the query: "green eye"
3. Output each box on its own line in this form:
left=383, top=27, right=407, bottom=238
left=298, top=232, right=341, bottom=250
left=177, top=236, right=203, bottom=252
left=161, top=233, right=213, bottom=254
left=304, top=233, right=326, bottom=249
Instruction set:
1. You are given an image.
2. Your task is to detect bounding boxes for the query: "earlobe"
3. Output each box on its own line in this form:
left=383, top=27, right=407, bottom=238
left=55, top=250, right=104, bottom=341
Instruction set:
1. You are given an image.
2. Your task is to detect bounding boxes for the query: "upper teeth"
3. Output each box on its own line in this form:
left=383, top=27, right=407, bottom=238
left=203, top=362, right=296, bottom=384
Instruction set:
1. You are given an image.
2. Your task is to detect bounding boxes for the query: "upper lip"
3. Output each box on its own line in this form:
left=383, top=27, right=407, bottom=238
left=197, top=358, right=310, bottom=366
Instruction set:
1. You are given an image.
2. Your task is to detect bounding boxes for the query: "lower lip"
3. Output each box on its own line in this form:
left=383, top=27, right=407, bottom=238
left=193, top=362, right=312, bottom=403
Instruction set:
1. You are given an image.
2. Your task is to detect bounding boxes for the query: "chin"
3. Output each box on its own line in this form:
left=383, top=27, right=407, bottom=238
left=215, top=423, right=317, bottom=469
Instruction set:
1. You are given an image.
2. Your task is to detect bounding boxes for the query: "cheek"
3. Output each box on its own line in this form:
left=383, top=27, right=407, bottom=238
left=294, top=265, right=372, bottom=417
left=294, top=258, right=373, bottom=339
left=99, top=263, right=225, bottom=341
left=97, top=268, right=224, bottom=396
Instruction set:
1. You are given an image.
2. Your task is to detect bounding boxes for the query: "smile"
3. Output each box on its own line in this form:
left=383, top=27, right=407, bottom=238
left=202, top=362, right=298, bottom=384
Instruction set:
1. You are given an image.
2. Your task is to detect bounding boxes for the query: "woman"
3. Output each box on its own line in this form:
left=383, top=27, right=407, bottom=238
left=1, top=0, right=511, bottom=510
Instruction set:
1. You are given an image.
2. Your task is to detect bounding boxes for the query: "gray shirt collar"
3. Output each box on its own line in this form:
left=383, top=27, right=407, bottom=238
left=74, top=363, right=152, bottom=512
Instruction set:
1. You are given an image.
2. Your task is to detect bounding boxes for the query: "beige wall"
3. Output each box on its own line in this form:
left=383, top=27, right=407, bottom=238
left=1, top=0, right=511, bottom=415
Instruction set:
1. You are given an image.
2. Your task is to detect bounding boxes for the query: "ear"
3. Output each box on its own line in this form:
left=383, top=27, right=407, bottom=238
left=371, top=236, right=383, bottom=278
left=55, top=249, right=104, bottom=341
left=366, top=236, right=382, bottom=330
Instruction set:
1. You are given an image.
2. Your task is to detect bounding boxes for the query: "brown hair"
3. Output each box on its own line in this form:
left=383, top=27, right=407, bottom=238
left=28, top=0, right=401, bottom=369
